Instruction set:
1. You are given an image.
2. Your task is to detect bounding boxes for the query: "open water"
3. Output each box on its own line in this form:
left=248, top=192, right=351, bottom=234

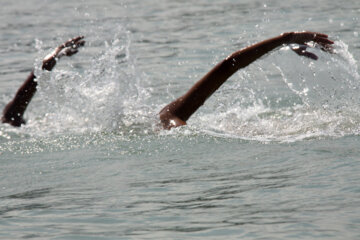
left=1, top=0, right=360, bottom=239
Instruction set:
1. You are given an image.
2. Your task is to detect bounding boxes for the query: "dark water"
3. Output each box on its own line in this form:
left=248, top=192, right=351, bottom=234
left=1, top=0, right=360, bottom=239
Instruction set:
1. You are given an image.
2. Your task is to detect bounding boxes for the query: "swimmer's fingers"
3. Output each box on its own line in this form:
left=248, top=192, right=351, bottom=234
left=317, top=42, right=335, bottom=54
left=291, top=31, right=334, bottom=46
left=312, top=35, right=335, bottom=53
left=58, top=36, right=85, bottom=58
left=61, top=36, right=85, bottom=48
left=289, top=31, right=334, bottom=57
left=314, top=36, right=334, bottom=45
left=62, top=49, right=78, bottom=57
left=291, top=45, right=318, bottom=60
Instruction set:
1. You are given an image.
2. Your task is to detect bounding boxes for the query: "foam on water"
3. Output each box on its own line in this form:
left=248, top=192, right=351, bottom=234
left=1, top=30, right=359, bottom=143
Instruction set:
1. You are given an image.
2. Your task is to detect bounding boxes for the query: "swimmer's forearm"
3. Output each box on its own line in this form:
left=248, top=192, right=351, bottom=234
left=161, top=33, right=293, bottom=123
left=2, top=53, right=59, bottom=127
left=228, top=32, right=293, bottom=68
left=2, top=56, right=59, bottom=126
left=186, top=33, right=294, bottom=100
left=1, top=72, right=37, bottom=126
left=2, top=36, right=85, bottom=127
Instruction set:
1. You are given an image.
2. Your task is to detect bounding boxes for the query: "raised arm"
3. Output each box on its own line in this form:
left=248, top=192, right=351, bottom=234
left=159, top=31, right=334, bottom=129
left=1, top=36, right=85, bottom=127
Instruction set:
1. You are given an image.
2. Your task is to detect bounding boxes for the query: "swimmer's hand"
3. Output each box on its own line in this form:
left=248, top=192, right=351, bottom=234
left=57, top=36, right=86, bottom=57
left=42, top=36, right=85, bottom=71
left=285, top=31, right=334, bottom=60
left=291, top=45, right=319, bottom=60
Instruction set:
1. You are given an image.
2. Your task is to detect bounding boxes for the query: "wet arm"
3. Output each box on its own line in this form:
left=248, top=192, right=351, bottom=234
left=1, top=36, right=85, bottom=127
left=1, top=71, right=38, bottom=127
left=159, top=32, right=333, bottom=129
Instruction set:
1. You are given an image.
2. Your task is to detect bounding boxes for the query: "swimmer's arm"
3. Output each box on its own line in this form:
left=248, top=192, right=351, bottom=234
left=42, top=36, right=85, bottom=71
left=159, top=31, right=333, bottom=129
left=1, top=71, right=37, bottom=127
left=1, top=36, right=85, bottom=127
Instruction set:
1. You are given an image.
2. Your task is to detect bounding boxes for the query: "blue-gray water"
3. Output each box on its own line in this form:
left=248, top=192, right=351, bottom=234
left=1, top=0, right=360, bottom=239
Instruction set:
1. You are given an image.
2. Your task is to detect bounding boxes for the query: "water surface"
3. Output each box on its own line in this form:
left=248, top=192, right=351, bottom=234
left=1, top=0, right=360, bottom=239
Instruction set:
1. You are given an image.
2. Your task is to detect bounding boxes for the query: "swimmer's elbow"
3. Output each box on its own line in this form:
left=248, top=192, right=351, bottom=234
left=1, top=107, right=26, bottom=127
left=159, top=111, right=187, bottom=130
left=1, top=115, right=26, bottom=127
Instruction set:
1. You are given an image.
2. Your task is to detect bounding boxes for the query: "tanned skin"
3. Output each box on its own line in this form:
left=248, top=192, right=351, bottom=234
left=159, top=31, right=334, bottom=129
left=1, top=36, right=85, bottom=127
left=2, top=32, right=333, bottom=129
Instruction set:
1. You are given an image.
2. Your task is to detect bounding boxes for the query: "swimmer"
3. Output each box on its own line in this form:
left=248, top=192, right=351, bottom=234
left=1, top=36, right=85, bottom=127
left=2, top=32, right=333, bottom=129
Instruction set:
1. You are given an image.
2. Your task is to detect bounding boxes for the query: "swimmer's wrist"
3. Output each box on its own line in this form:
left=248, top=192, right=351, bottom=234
left=41, top=46, right=63, bottom=71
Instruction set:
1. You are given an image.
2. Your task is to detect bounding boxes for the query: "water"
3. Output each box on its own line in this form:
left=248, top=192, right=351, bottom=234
left=1, top=0, right=360, bottom=239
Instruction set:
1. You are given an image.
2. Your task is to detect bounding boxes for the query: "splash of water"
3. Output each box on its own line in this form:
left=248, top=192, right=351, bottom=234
left=194, top=40, right=360, bottom=142
left=23, top=27, right=153, bottom=137
left=1, top=32, right=359, bottom=143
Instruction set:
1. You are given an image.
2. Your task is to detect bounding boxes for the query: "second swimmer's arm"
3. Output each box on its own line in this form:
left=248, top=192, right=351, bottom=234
left=1, top=36, right=85, bottom=127
left=159, top=31, right=333, bottom=129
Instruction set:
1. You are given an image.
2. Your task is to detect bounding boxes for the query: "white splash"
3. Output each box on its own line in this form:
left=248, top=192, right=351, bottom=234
left=24, top=27, right=153, bottom=137
left=1, top=31, right=360, bottom=143
left=192, top=40, right=360, bottom=142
